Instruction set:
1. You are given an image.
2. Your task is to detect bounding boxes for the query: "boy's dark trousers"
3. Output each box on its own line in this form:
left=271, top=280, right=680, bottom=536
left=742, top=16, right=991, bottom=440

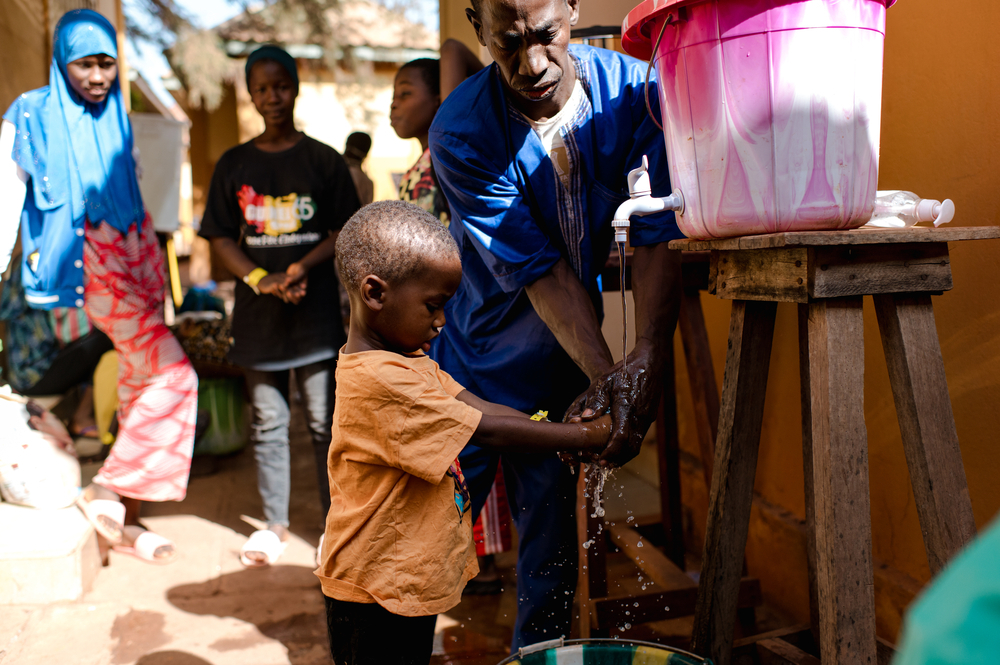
left=324, top=596, right=437, bottom=665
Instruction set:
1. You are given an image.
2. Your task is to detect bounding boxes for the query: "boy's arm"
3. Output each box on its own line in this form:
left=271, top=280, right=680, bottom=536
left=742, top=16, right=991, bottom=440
left=208, top=236, right=288, bottom=298
left=456, top=389, right=530, bottom=418
left=470, top=413, right=611, bottom=455
left=456, top=389, right=609, bottom=453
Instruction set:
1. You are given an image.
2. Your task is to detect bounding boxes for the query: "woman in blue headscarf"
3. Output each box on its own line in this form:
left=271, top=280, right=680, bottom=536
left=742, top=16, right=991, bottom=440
left=0, top=9, right=198, bottom=563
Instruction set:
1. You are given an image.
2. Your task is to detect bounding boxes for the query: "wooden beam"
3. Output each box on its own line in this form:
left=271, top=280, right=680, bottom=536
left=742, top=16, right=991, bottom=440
left=713, top=248, right=810, bottom=302
left=756, top=638, right=822, bottom=665
left=593, top=580, right=762, bottom=630
left=873, top=294, right=976, bottom=574
left=679, top=289, right=721, bottom=487
left=656, top=341, right=686, bottom=566
left=810, top=244, right=952, bottom=298
left=876, top=637, right=897, bottom=665
left=607, top=524, right=696, bottom=590
left=577, top=468, right=608, bottom=638
left=670, top=226, right=1000, bottom=252
left=733, top=625, right=813, bottom=650
left=691, top=300, right=777, bottom=665
left=805, top=297, right=876, bottom=665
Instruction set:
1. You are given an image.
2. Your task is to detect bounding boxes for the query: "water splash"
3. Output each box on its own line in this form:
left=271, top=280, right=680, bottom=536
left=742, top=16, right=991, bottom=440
left=586, top=464, right=613, bottom=519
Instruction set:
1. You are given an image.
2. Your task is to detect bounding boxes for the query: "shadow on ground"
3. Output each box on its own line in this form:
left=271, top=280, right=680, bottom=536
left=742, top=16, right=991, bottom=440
left=167, top=565, right=332, bottom=665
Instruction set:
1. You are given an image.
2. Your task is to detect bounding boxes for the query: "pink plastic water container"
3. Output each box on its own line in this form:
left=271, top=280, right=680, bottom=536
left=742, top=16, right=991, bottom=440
left=623, top=0, right=897, bottom=239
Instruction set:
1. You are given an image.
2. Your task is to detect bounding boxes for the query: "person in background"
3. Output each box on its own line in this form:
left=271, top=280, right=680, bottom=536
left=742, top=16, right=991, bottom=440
left=1, top=252, right=112, bottom=439
left=392, top=43, right=484, bottom=226
left=429, top=0, right=685, bottom=648
left=343, top=132, right=374, bottom=207
left=390, top=51, right=511, bottom=595
left=199, top=44, right=360, bottom=567
left=0, top=9, right=199, bottom=563
left=893, top=515, right=1000, bottom=664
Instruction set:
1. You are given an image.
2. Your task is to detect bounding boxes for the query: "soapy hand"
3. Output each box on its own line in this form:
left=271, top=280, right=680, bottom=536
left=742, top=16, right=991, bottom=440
left=564, top=343, right=662, bottom=467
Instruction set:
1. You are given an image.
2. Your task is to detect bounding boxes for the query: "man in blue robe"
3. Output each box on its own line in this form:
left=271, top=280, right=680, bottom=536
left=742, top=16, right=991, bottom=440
left=429, top=0, right=684, bottom=649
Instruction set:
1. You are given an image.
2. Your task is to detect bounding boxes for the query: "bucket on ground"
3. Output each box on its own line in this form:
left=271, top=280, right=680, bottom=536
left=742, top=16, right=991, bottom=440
left=623, top=0, right=897, bottom=239
left=496, top=638, right=711, bottom=664
left=193, top=377, right=248, bottom=456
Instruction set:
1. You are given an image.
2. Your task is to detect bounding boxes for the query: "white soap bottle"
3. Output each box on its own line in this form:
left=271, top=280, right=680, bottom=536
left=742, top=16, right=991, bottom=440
left=865, top=190, right=955, bottom=228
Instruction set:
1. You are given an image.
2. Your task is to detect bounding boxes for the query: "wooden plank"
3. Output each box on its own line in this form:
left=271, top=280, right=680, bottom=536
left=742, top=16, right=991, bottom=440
left=810, top=244, right=952, bottom=298
left=607, top=524, right=697, bottom=590
left=756, top=638, right=822, bottom=665
left=593, top=578, right=763, bottom=630
left=656, top=342, right=686, bottom=566
left=713, top=248, right=810, bottom=302
left=679, top=289, right=721, bottom=488
left=797, top=305, right=821, bottom=647
left=876, top=637, right=897, bottom=665
left=691, top=300, right=777, bottom=665
left=669, top=226, right=1000, bottom=252
left=873, top=294, right=976, bottom=574
left=805, top=297, right=876, bottom=665
left=733, top=625, right=813, bottom=649
left=577, top=467, right=607, bottom=638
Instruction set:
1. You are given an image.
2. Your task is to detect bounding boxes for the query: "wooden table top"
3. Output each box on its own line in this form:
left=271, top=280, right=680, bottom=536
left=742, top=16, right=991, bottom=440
left=669, top=226, right=1000, bottom=251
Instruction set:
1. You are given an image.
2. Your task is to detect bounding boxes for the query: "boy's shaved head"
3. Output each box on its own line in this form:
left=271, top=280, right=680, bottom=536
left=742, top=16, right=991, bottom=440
left=336, top=200, right=460, bottom=292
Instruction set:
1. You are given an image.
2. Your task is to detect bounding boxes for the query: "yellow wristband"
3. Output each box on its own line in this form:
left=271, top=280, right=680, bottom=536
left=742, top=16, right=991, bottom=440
left=530, top=410, right=550, bottom=422
left=243, top=267, right=268, bottom=294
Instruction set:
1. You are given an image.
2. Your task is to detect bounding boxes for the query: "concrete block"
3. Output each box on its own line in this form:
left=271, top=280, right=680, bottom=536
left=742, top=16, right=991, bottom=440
left=0, top=502, right=101, bottom=604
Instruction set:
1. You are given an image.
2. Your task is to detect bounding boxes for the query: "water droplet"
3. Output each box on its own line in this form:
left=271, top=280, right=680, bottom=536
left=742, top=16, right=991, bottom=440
left=624, top=622, right=631, bottom=629
left=23, top=112, right=29, bottom=118
left=625, top=611, right=630, bottom=615
left=633, top=602, right=639, bottom=607
left=637, top=541, right=643, bottom=547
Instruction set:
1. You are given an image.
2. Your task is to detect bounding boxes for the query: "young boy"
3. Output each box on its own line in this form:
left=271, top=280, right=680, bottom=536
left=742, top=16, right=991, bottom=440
left=317, top=200, right=611, bottom=665
left=199, top=44, right=360, bottom=566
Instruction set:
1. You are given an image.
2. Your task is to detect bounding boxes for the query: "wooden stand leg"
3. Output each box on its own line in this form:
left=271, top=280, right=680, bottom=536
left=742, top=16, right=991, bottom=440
left=797, top=304, right=821, bottom=647
left=679, top=290, right=721, bottom=487
left=691, top=300, right=777, bottom=665
left=577, top=467, right=608, bottom=638
left=657, top=341, right=686, bottom=567
left=805, top=297, right=875, bottom=665
left=873, top=294, right=976, bottom=574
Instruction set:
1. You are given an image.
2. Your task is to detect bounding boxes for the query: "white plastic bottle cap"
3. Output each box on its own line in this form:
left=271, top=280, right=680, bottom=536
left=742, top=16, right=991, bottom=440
left=915, top=198, right=939, bottom=223
left=933, top=199, right=956, bottom=227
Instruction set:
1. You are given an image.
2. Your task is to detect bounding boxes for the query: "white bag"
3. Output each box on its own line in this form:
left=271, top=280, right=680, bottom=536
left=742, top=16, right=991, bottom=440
left=0, top=387, right=81, bottom=509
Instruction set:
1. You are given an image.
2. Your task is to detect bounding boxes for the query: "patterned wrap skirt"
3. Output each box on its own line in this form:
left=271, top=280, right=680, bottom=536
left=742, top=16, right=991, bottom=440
left=84, top=217, right=198, bottom=502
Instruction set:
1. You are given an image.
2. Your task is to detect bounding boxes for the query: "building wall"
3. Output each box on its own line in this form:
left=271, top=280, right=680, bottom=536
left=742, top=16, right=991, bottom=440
left=441, top=0, right=1000, bottom=642
left=0, top=0, right=49, bottom=112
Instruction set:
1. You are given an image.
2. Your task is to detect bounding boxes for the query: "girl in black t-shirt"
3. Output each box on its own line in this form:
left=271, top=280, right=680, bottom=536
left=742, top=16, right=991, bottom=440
left=199, top=45, right=360, bottom=567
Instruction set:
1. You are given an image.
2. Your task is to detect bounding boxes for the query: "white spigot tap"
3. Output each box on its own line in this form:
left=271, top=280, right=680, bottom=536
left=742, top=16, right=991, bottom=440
left=612, top=155, right=685, bottom=244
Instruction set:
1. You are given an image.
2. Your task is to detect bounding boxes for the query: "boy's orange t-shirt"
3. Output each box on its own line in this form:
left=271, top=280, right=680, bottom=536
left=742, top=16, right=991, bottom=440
left=315, top=348, right=482, bottom=617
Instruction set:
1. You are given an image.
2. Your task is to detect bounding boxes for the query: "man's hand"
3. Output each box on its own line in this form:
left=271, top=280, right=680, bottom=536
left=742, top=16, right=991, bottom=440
left=564, top=340, right=663, bottom=467
left=564, top=243, right=681, bottom=467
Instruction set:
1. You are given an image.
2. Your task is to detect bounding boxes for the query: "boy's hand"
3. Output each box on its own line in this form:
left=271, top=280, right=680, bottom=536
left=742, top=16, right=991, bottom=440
left=557, top=414, right=612, bottom=467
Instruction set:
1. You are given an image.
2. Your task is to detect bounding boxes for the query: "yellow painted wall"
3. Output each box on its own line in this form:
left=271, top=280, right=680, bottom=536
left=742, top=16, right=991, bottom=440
left=440, top=0, right=1000, bottom=635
